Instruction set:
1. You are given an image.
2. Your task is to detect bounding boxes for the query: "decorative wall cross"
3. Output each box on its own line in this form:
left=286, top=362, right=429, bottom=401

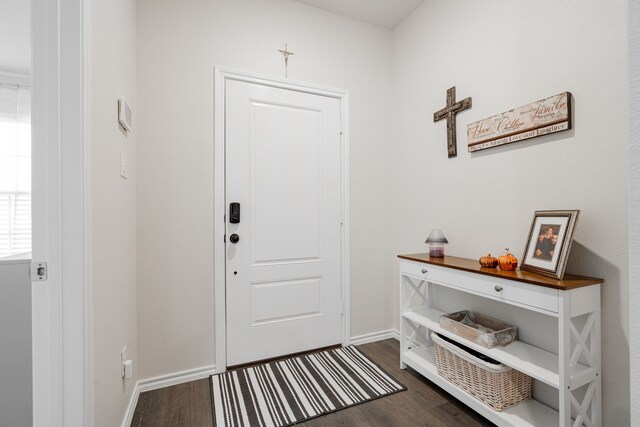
left=433, top=86, right=472, bottom=158
left=278, top=44, right=295, bottom=78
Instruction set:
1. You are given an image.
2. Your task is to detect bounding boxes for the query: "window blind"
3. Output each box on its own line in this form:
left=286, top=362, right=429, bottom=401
left=0, top=84, right=31, bottom=258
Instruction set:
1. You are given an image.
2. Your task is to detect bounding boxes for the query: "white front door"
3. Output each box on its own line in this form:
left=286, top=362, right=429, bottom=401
left=225, top=78, right=343, bottom=367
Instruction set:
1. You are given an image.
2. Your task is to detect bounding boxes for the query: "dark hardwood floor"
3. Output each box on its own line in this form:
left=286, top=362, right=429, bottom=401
left=130, top=339, right=495, bottom=426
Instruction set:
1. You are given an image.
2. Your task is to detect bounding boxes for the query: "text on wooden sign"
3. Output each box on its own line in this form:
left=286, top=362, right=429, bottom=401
left=467, top=92, right=572, bottom=153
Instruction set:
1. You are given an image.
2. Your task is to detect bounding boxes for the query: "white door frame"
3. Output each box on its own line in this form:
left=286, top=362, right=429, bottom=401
left=213, top=67, right=350, bottom=373
left=630, top=0, right=640, bottom=423
left=31, top=0, right=92, bottom=425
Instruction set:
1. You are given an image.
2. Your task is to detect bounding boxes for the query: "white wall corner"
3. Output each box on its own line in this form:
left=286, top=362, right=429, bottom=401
left=121, top=381, right=140, bottom=427
left=121, top=365, right=216, bottom=427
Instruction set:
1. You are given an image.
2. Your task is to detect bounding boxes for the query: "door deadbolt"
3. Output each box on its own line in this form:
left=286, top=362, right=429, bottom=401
left=229, top=202, right=241, bottom=223
left=229, top=233, right=240, bottom=244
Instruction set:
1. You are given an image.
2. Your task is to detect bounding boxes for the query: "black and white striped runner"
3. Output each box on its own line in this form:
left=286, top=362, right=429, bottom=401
left=210, top=346, right=406, bottom=427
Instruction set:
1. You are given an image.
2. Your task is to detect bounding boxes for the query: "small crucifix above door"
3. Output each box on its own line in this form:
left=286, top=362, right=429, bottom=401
left=278, top=44, right=295, bottom=78
left=433, top=86, right=472, bottom=158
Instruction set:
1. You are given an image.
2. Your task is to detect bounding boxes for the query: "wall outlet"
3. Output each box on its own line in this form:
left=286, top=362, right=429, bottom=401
left=124, top=359, right=133, bottom=379
left=121, top=346, right=133, bottom=380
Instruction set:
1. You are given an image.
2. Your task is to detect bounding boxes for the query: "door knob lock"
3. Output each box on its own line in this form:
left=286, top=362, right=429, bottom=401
left=229, top=233, right=240, bottom=244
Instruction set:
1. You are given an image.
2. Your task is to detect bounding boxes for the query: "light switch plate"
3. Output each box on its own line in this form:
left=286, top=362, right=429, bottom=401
left=118, top=97, right=133, bottom=132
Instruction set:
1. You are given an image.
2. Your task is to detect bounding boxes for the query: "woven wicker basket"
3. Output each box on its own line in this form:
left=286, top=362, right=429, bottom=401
left=432, top=332, right=532, bottom=411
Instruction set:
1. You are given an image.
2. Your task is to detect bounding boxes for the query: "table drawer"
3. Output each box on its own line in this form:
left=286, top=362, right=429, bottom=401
left=424, top=263, right=559, bottom=313
left=499, top=280, right=558, bottom=313
left=400, top=260, right=430, bottom=279
left=428, top=267, right=499, bottom=297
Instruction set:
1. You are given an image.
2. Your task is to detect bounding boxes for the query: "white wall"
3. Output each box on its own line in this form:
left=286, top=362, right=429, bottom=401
left=0, top=0, right=30, bottom=75
left=0, top=260, right=31, bottom=427
left=91, top=0, right=138, bottom=425
left=136, top=0, right=394, bottom=380
left=391, top=0, right=630, bottom=424
left=629, top=0, right=640, bottom=424
left=135, top=0, right=635, bottom=422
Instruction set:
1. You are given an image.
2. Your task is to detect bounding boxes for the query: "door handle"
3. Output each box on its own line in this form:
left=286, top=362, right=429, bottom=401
left=229, top=233, right=240, bottom=244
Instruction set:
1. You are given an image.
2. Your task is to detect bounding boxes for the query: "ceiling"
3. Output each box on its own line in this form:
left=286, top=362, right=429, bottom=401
left=0, top=0, right=31, bottom=76
left=0, top=0, right=420, bottom=76
left=293, top=0, right=424, bottom=29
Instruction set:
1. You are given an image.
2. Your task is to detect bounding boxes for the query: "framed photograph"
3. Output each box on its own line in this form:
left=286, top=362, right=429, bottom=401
left=521, top=210, right=580, bottom=279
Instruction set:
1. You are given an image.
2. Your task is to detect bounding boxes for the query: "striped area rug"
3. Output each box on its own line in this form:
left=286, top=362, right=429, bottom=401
left=210, top=346, right=406, bottom=427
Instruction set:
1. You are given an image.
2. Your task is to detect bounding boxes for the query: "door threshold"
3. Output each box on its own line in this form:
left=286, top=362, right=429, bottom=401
left=227, top=344, right=341, bottom=371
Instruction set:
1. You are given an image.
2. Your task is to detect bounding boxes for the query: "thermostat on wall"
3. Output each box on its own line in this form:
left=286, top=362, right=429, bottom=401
left=118, top=97, right=133, bottom=132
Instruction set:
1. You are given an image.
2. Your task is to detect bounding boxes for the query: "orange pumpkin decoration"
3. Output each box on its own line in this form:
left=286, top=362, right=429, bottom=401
left=498, top=248, right=518, bottom=271
left=479, top=253, right=499, bottom=268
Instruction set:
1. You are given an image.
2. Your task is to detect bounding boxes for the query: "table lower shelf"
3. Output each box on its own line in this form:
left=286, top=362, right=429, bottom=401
left=403, top=346, right=559, bottom=427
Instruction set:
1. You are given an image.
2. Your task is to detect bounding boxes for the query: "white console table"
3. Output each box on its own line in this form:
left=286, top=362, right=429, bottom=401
left=398, top=253, right=603, bottom=427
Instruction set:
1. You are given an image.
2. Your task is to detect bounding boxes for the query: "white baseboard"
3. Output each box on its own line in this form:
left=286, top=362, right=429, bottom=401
left=350, top=329, right=399, bottom=346
left=138, top=364, right=216, bottom=393
left=121, top=381, right=140, bottom=427
left=121, top=364, right=216, bottom=427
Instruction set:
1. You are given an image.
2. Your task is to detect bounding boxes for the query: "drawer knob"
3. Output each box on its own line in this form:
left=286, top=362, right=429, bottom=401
left=494, top=285, right=503, bottom=292
left=421, top=268, right=428, bottom=274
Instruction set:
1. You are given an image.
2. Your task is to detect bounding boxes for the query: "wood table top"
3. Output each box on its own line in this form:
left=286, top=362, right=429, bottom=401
left=397, top=253, right=604, bottom=290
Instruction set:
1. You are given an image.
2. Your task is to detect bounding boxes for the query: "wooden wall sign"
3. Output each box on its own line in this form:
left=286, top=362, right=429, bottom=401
left=467, top=92, right=572, bottom=153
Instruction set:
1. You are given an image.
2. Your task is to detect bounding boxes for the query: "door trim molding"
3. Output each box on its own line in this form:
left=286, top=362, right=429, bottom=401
left=213, top=67, right=350, bottom=373
left=31, top=0, right=93, bottom=424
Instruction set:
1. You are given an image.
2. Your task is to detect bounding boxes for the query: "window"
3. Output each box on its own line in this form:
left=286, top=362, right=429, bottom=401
left=0, top=83, right=31, bottom=258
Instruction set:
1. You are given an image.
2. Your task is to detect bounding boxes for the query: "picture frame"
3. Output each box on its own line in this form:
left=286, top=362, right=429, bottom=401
left=521, top=210, right=580, bottom=279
